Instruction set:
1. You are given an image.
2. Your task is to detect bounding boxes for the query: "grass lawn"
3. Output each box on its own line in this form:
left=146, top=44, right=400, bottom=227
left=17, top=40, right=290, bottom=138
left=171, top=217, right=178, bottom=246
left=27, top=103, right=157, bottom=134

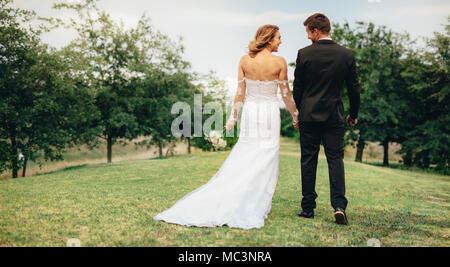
left=0, top=138, right=449, bottom=247
left=0, top=138, right=201, bottom=179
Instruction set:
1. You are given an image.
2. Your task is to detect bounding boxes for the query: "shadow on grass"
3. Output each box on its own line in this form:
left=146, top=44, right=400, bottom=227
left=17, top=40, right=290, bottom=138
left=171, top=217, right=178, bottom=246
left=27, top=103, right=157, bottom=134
left=28, top=164, right=91, bottom=178
left=149, top=155, right=180, bottom=160
left=148, top=151, right=223, bottom=161
left=362, top=162, right=449, bottom=176
left=61, top=164, right=89, bottom=171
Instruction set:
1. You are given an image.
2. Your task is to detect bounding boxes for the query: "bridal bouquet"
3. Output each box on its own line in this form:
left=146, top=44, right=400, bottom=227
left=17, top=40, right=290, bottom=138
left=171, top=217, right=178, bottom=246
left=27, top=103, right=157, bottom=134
left=205, top=130, right=227, bottom=151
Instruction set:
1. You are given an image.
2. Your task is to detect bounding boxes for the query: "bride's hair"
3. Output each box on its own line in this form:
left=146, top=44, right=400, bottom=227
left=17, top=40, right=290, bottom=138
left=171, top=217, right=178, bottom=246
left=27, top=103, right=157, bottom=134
left=248, top=25, right=279, bottom=57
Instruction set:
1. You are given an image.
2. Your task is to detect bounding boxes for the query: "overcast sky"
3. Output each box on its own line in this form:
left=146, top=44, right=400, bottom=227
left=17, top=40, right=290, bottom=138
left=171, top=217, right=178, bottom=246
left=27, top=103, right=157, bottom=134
left=13, top=0, right=450, bottom=95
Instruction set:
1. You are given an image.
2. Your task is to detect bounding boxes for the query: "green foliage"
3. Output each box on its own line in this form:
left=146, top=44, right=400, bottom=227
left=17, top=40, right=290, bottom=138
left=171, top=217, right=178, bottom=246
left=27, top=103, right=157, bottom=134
left=332, top=19, right=449, bottom=172
left=399, top=17, right=450, bottom=172
left=333, top=22, right=411, bottom=143
left=280, top=108, right=299, bottom=140
left=191, top=107, right=238, bottom=152
left=1, top=0, right=231, bottom=173
left=188, top=72, right=237, bottom=152
left=0, top=140, right=9, bottom=174
left=333, top=21, right=414, bottom=166
left=50, top=0, right=196, bottom=160
left=134, top=70, right=196, bottom=153
left=0, top=0, right=99, bottom=177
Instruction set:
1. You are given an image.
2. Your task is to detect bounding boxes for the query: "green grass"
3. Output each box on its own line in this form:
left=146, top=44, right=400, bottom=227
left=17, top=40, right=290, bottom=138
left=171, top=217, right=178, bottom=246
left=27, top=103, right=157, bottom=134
left=0, top=138, right=449, bottom=247
left=0, top=137, right=199, bottom=179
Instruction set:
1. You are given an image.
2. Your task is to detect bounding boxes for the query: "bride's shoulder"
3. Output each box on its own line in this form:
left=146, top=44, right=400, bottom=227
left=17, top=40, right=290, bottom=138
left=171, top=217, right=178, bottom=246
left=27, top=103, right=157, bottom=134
left=273, top=55, right=287, bottom=66
left=240, top=54, right=251, bottom=62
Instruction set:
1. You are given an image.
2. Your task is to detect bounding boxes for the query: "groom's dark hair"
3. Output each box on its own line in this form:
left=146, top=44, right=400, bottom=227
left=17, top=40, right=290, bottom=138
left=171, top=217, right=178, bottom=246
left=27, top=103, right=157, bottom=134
left=303, top=13, right=331, bottom=33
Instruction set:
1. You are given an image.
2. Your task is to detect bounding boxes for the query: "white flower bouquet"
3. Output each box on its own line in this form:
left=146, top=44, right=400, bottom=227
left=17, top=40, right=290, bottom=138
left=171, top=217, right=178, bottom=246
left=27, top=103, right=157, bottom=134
left=205, top=130, right=227, bottom=151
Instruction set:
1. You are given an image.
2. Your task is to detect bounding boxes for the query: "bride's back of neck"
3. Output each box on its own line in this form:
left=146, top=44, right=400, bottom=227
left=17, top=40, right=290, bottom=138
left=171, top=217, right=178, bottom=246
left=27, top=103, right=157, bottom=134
left=242, top=49, right=281, bottom=82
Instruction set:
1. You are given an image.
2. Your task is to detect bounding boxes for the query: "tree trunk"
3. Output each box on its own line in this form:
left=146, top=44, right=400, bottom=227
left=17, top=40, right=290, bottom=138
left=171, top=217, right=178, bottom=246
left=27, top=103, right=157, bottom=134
left=158, top=142, right=163, bottom=157
left=422, top=157, right=430, bottom=169
left=355, top=138, right=365, bottom=162
left=383, top=140, right=389, bottom=166
left=22, top=154, right=28, bottom=177
left=107, top=135, right=112, bottom=163
left=187, top=137, right=191, bottom=154
left=165, top=144, right=175, bottom=156
left=11, top=135, right=18, bottom=178
left=403, top=152, right=412, bottom=166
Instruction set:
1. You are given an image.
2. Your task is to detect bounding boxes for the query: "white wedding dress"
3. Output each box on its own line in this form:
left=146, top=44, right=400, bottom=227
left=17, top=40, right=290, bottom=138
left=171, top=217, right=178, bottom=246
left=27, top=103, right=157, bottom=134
left=153, top=77, right=298, bottom=230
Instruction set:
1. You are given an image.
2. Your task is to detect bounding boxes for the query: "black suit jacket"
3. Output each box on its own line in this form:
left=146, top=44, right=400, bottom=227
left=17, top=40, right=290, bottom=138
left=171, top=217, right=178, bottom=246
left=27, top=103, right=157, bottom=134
left=293, top=39, right=361, bottom=122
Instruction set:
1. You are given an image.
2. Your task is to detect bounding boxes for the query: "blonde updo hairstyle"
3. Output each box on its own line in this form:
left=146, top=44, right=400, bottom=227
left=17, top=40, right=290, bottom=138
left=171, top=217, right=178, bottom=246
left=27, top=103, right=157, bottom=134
left=248, top=24, right=279, bottom=57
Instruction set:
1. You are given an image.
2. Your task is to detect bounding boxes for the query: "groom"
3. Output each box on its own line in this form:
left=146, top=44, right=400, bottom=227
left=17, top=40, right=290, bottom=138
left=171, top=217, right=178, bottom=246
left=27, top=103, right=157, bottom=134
left=292, top=13, right=361, bottom=225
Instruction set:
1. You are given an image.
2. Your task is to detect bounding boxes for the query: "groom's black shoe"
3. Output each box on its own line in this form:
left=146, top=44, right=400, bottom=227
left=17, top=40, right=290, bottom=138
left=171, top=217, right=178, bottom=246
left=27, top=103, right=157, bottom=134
left=334, top=208, right=348, bottom=225
left=298, top=211, right=314, bottom=219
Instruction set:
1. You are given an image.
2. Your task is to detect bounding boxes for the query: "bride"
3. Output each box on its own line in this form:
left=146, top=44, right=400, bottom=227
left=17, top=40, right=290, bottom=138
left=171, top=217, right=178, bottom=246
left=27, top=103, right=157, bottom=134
left=153, top=25, right=299, bottom=230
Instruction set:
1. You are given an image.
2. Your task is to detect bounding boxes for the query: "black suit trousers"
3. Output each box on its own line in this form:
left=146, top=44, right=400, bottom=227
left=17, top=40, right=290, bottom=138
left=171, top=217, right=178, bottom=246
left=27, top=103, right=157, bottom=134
left=299, top=107, right=348, bottom=212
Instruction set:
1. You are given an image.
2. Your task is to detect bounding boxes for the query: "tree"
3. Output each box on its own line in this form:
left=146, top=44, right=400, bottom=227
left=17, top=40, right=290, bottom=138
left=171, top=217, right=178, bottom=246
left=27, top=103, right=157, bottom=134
left=399, top=17, right=450, bottom=173
left=332, top=21, right=411, bottom=166
left=0, top=0, right=99, bottom=177
left=134, top=69, right=198, bottom=157
left=50, top=0, right=193, bottom=162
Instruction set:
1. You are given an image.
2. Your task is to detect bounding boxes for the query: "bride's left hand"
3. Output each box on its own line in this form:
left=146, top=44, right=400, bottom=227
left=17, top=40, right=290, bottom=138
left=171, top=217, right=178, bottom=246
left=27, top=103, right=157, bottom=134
left=292, top=119, right=299, bottom=130
left=226, top=119, right=236, bottom=132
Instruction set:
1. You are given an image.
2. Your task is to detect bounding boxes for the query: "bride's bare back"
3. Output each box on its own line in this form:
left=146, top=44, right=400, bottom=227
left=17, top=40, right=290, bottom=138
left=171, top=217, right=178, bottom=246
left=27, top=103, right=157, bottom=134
left=226, top=25, right=298, bottom=132
left=240, top=52, right=284, bottom=81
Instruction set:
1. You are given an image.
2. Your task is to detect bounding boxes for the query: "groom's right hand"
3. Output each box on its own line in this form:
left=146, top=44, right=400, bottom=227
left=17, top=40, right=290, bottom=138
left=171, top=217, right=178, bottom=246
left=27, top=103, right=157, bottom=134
left=346, top=115, right=358, bottom=127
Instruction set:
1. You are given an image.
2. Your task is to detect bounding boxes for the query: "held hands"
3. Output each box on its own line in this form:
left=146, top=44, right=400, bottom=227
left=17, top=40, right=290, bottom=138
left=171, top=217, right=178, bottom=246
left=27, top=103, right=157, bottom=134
left=292, top=118, right=299, bottom=130
left=346, top=115, right=358, bottom=127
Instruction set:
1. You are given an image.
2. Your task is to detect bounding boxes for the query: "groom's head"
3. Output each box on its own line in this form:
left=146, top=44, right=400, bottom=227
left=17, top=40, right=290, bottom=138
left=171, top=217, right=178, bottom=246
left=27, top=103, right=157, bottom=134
left=303, top=13, right=331, bottom=43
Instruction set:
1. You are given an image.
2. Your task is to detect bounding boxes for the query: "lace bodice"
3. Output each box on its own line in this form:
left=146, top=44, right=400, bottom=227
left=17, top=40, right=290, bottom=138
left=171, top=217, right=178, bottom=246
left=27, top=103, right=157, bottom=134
left=226, top=77, right=299, bottom=129
left=243, top=78, right=282, bottom=102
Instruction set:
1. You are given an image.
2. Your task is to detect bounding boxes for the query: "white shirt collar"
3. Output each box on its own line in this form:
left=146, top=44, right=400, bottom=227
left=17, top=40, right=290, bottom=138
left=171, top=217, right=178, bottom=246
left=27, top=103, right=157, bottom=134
left=318, top=37, right=333, bottom=41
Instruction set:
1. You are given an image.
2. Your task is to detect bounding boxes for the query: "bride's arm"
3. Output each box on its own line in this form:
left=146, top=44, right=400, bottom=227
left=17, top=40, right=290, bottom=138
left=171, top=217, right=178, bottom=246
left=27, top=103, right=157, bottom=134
left=278, top=58, right=299, bottom=124
left=226, top=57, right=247, bottom=132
